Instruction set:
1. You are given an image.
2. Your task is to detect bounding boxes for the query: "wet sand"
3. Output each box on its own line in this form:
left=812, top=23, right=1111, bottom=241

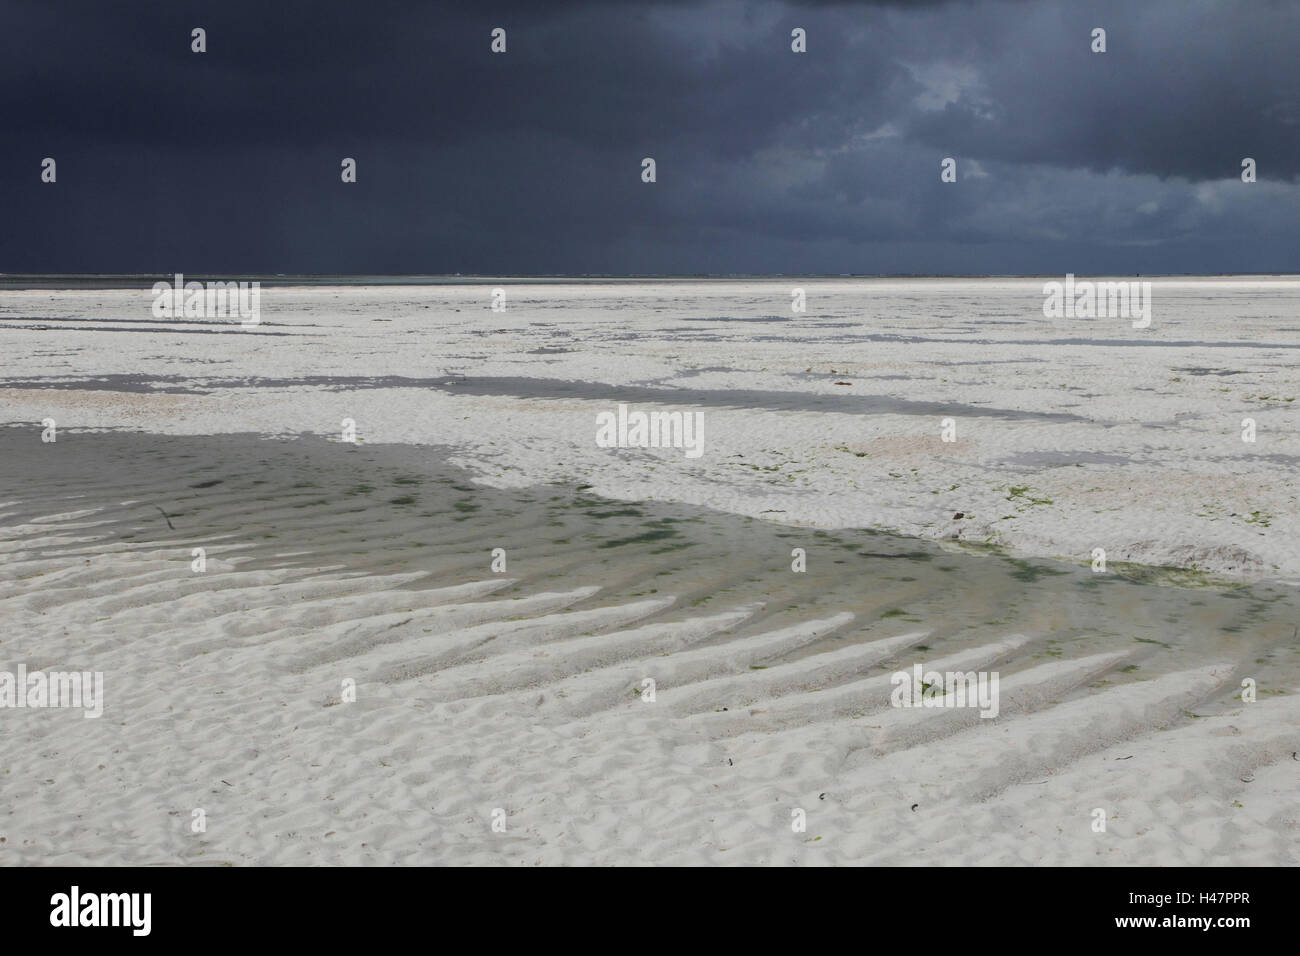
left=2, top=428, right=1296, bottom=864
left=3, top=278, right=1298, bottom=581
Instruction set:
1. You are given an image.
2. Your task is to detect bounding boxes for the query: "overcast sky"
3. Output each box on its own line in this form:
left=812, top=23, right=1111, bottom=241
left=3, top=0, right=1298, bottom=275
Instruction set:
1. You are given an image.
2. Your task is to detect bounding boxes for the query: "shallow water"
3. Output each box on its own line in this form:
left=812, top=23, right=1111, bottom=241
left=5, top=427, right=1297, bottom=716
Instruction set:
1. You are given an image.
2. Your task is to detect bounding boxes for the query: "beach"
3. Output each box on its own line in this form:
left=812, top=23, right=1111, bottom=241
left=1, top=279, right=1297, bottom=865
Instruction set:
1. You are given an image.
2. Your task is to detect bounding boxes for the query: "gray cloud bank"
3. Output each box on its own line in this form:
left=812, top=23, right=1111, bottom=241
left=2, top=0, right=1297, bottom=274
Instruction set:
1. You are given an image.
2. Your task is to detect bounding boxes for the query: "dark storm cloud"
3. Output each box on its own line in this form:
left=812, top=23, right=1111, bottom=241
left=1, top=0, right=1297, bottom=274
left=896, top=0, right=1300, bottom=182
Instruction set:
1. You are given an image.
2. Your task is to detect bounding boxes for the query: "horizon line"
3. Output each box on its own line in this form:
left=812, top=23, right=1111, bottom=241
left=4, top=271, right=1300, bottom=286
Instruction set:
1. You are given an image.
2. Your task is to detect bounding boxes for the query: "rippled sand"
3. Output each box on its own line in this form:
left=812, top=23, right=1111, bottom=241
left=2, top=430, right=1296, bottom=865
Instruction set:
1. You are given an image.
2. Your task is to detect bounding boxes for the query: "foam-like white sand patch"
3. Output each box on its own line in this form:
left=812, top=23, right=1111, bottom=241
left=2, top=278, right=1298, bottom=580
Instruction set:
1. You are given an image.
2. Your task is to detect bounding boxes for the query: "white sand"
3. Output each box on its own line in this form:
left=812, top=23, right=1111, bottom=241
left=3, top=278, right=1297, bottom=580
left=3, top=510, right=1294, bottom=864
left=1, top=279, right=1297, bottom=865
